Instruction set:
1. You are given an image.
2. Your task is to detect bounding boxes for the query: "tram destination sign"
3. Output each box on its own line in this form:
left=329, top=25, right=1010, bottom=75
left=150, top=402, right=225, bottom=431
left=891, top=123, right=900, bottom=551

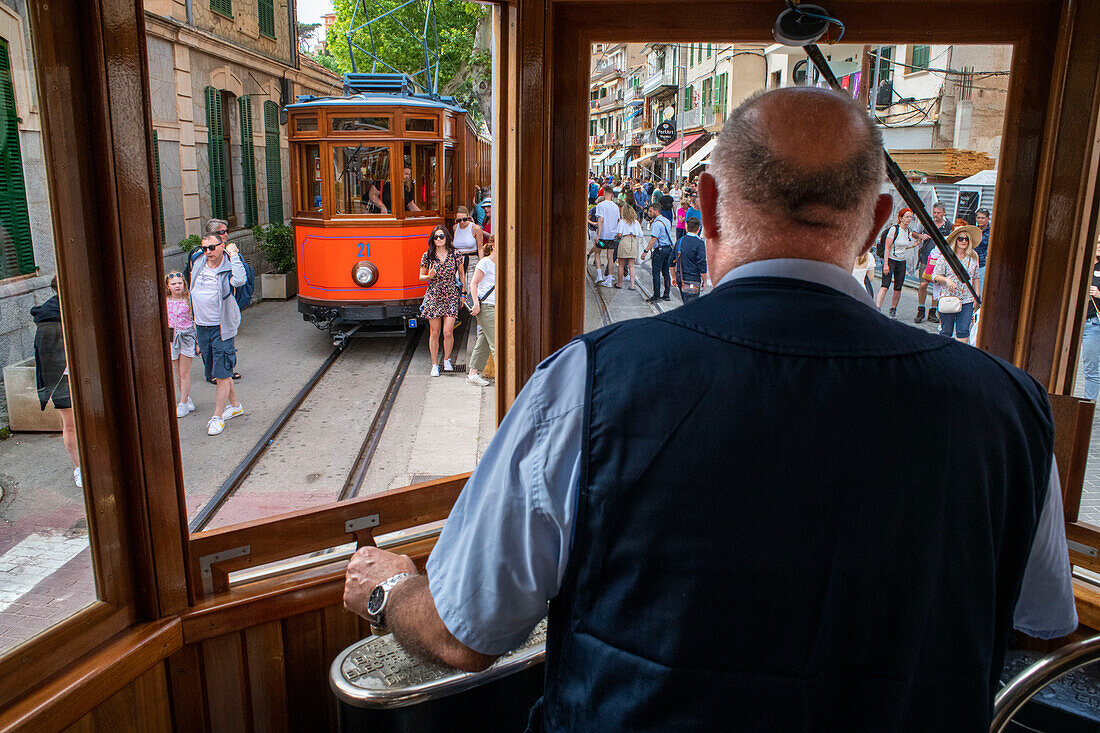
left=656, top=121, right=676, bottom=145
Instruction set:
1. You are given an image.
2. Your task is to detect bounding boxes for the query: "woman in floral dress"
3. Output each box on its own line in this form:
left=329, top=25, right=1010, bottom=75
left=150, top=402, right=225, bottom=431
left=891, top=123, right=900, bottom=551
left=419, top=225, right=466, bottom=376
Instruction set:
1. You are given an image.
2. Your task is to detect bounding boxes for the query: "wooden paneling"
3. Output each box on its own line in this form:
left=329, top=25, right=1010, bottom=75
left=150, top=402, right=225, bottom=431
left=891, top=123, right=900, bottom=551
left=284, top=610, right=334, bottom=732
left=201, top=633, right=252, bottom=732
left=1, top=619, right=181, bottom=732
left=61, top=664, right=172, bottom=733
left=166, top=645, right=208, bottom=733
left=1049, top=393, right=1096, bottom=522
left=244, top=622, right=290, bottom=733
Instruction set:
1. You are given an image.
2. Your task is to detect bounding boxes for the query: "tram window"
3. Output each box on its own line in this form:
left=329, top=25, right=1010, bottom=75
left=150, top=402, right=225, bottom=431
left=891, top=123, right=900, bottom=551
left=444, top=148, right=455, bottom=213
left=295, top=117, right=319, bottom=133
left=334, top=145, right=391, bottom=215
left=0, top=16, right=98, bottom=656
left=297, top=143, right=322, bottom=215
left=331, top=116, right=391, bottom=133
left=405, top=116, right=437, bottom=133
left=402, top=142, right=439, bottom=215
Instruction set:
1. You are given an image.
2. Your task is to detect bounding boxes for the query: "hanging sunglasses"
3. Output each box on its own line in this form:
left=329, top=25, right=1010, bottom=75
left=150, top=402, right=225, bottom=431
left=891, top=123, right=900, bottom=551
left=166, top=271, right=184, bottom=279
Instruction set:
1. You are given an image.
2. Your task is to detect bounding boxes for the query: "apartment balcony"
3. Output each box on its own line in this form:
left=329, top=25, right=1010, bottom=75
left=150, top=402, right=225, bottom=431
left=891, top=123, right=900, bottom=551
left=681, top=106, right=702, bottom=130
left=623, top=85, right=637, bottom=104
left=641, top=67, right=676, bottom=97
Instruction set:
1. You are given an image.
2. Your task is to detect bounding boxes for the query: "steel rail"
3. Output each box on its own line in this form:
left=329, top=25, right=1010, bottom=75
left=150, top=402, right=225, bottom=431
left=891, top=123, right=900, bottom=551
left=586, top=267, right=613, bottom=327
left=992, top=635, right=1100, bottom=732
left=339, top=326, right=424, bottom=500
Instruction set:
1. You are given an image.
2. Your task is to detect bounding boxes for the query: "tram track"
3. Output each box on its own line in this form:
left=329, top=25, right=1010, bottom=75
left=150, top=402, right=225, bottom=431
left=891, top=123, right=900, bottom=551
left=188, top=327, right=423, bottom=533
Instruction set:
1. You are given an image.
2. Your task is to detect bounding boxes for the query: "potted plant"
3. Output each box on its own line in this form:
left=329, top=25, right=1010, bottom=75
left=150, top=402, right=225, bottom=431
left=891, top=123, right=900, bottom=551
left=252, top=223, right=297, bottom=299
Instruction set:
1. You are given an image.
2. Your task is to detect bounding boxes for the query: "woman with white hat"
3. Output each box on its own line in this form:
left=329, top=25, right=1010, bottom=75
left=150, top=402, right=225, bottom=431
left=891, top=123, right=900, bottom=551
left=931, top=224, right=982, bottom=343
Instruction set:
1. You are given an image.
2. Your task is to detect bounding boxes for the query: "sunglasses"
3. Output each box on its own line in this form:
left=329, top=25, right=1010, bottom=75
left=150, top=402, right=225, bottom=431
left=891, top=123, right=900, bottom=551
left=200, top=244, right=221, bottom=252
left=215, top=229, right=228, bottom=236
left=433, top=233, right=446, bottom=240
left=455, top=217, right=469, bottom=223
left=956, top=237, right=970, bottom=242
left=166, top=271, right=184, bottom=279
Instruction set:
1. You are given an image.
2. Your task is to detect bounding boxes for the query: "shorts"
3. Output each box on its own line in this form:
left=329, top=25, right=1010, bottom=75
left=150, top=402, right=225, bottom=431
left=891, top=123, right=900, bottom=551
left=196, top=324, right=237, bottom=380
left=171, top=326, right=198, bottom=360
left=881, top=258, right=907, bottom=291
left=596, top=238, right=617, bottom=250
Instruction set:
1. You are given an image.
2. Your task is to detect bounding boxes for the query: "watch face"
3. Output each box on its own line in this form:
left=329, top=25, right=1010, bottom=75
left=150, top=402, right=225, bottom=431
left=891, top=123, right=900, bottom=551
left=367, top=585, right=385, bottom=616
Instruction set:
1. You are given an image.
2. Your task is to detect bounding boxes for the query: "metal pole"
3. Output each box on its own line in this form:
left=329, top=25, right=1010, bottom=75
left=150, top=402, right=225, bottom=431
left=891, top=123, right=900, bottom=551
left=803, top=44, right=979, bottom=306
left=677, top=43, right=685, bottom=186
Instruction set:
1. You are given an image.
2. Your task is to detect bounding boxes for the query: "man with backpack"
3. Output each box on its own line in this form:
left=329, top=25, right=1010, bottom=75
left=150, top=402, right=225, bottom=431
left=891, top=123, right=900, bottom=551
left=186, top=219, right=254, bottom=382
left=190, top=232, right=246, bottom=436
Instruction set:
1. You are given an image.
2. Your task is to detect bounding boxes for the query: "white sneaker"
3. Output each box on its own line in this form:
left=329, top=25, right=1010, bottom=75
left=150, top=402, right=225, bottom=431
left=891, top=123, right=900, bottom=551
left=186, top=397, right=195, bottom=413
left=430, top=365, right=440, bottom=377
left=467, top=374, right=490, bottom=387
left=74, top=467, right=82, bottom=488
left=222, top=403, right=244, bottom=421
left=602, top=276, right=615, bottom=287
left=176, top=402, right=189, bottom=418
left=207, top=416, right=225, bottom=435
left=443, top=359, right=454, bottom=372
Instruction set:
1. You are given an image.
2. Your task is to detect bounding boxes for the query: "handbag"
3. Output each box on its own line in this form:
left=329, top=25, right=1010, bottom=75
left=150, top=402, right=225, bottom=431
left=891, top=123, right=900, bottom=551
left=939, top=296, right=963, bottom=314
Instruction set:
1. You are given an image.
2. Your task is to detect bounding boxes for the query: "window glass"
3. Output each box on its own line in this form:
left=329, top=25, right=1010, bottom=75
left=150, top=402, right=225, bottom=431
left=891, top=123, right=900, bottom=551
left=0, top=16, right=97, bottom=656
left=295, top=116, right=318, bottom=133
left=298, top=143, right=321, bottom=213
left=405, top=116, right=436, bottom=133
left=333, top=145, right=391, bottom=215
left=402, top=142, right=438, bottom=214
left=444, top=148, right=455, bottom=213
left=332, top=116, right=390, bottom=133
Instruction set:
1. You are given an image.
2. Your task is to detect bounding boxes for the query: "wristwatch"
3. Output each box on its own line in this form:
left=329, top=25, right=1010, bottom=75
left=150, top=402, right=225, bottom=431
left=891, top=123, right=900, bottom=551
left=366, top=572, right=415, bottom=634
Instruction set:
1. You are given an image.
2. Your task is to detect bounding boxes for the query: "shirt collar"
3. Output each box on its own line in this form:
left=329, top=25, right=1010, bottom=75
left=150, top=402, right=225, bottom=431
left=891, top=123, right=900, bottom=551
left=716, top=258, right=875, bottom=307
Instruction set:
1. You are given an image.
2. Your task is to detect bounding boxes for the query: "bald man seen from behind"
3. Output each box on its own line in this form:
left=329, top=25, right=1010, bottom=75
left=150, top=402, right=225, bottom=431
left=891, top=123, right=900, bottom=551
left=342, top=88, right=1077, bottom=732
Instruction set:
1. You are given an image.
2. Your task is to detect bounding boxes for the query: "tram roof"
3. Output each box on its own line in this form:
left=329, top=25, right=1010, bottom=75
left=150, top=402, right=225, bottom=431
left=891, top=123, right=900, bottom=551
left=288, top=93, right=467, bottom=114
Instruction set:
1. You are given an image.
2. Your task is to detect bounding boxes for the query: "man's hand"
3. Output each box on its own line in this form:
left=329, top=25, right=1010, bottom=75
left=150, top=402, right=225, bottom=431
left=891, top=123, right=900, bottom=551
left=1090, top=285, right=1099, bottom=298
left=225, top=242, right=239, bottom=256
left=343, top=546, right=417, bottom=618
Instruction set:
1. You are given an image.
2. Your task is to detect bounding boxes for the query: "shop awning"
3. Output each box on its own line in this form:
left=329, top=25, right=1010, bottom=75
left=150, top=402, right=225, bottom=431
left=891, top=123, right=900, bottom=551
left=627, top=150, right=659, bottom=169
left=678, top=138, right=717, bottom=176
left=590, top=149, right=613, bottom=164
left=656, top=133, right=704, bottom=159
left=609, top=150, right=626, bottom=164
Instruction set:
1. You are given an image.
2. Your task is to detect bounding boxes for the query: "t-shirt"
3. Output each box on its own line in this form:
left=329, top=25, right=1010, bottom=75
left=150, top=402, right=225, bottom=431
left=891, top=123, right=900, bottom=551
left=887, top=226, right=914, bottom=261
left=475, top=258, right=495, bottom=306
left=595, top=200, right=620, bottom=240
left=852, top=251, right=876, bottom=285
left=1088, top=260, right=1100, bottom=320
left=615, top=219, right=643, bottom=237
left=685, top=207, right=702, bottom=229
left=191, top=266, right=223, bottom=326
left=649, top=215, right=674, bottom=248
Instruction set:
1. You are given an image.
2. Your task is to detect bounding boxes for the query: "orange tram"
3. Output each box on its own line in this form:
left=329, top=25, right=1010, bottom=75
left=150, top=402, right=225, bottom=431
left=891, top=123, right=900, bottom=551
left=287, top=74, right=491, bottom=336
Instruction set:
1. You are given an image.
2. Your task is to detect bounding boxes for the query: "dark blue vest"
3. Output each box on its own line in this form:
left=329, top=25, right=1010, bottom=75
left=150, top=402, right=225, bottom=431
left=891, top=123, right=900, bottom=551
left=543, top=277, right=1052, bottom=732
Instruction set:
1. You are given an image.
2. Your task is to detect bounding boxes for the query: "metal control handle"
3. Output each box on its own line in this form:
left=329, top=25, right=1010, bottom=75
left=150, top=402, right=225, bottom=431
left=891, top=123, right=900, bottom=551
left=991, top=635, right=1100, bottom=732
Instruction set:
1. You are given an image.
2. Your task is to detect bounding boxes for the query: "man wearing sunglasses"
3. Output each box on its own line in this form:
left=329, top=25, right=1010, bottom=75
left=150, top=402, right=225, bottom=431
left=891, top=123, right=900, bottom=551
left=190, top=232, right=246, bottom=436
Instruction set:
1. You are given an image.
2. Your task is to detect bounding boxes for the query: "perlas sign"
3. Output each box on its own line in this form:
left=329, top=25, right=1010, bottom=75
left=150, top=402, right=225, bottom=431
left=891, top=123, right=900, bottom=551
left=656, top=121, right=676, bottom=144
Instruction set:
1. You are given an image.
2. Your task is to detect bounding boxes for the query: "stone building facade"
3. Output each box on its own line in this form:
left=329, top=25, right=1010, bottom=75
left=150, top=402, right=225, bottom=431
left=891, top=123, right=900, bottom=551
left=0, top=0, right=341, bottom=424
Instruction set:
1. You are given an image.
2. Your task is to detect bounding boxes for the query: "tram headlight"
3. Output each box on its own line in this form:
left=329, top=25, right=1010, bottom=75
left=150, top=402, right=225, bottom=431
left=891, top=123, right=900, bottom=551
left=351, top=261, right=378, bottom=288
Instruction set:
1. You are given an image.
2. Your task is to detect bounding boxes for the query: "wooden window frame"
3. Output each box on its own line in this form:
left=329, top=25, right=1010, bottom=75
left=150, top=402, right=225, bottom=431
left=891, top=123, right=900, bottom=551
left=258, top=0, right=276, bottom=40
left=328, top=114, right=394, bottom=136
left=329, top=141, right=395, bottom=219
left=264, top=100, right=284, bottom=224
left=239, top=95, right=258, bottom=227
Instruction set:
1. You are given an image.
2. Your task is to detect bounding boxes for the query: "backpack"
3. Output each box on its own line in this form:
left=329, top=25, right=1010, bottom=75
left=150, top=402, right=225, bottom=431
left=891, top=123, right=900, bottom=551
left=588, top=181, right=598, bottom=199
left=187, top=248, right=255, bottom=312
left=876, top=225, right=897, bottom=261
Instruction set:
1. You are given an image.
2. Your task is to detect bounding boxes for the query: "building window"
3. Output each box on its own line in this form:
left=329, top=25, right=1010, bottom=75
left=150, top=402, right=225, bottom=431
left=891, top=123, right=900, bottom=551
left=684, top=85, right=693, bottom=111
left=264, top=101, right=283, bottom=224
left=590, top=120, right=596, bottom=136
left=703, top=77, right=711, bottom=108
left=600, top=87, right=607, bottom=98
left=0, top=37, right=35, bottom=279
left=258, top=0, right=275, bottom=38
left=239, top=96, right=258, bottom=226
left=911, top=44, right=931, bottom=70
left=152, top=129, right=164, bottom=246
left=210, top=0, right=232, bottom=18
left=689, top=44, right=694, bottom=66
left=707, top=43, right=713, bottom=58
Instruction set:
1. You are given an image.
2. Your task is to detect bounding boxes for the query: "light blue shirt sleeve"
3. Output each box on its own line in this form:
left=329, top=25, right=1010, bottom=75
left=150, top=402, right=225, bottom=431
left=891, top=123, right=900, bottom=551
left=1013, top=463, right=1079, bottom=638
left=426, top=340, right=586, bottom=655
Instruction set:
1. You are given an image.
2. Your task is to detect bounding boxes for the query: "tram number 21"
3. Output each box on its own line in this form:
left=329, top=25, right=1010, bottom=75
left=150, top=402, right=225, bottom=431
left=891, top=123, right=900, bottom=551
left=357, top=242, right=371, bottom=258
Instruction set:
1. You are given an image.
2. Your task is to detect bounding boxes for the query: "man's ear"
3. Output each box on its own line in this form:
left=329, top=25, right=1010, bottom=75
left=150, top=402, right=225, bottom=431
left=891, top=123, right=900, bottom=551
left=699, top=173, right=721, bottom=242
left=862, top=194, right=893, bottom=254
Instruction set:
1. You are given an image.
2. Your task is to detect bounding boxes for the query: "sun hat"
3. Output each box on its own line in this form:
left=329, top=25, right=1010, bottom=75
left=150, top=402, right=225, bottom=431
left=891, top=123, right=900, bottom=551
left=946, top=224, right=982, bottom=248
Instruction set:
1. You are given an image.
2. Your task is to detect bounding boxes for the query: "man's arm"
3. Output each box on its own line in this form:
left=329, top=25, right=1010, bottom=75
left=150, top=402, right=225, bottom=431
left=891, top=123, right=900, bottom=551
left=226, top=245, right=247, bottom=286
left=342, top=548, right=498, bottom=671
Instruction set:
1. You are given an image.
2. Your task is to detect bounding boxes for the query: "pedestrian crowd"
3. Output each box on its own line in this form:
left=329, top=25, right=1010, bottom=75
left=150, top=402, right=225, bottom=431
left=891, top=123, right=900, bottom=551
left=586, top=172, right=709, bottom=304
left=417, top=185, right=497, bottom=387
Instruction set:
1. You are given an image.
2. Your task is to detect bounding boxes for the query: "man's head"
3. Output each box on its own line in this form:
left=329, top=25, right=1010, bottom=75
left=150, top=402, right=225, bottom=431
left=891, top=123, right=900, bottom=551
left=976, top=208, right=990, bottom=230
left=404, top=167, right=413, bottom=184
left=932, top=202, right=946, bottom=223
left=699, top=88, right=891, bottom=279
left=603, top=188, right=613, bottom=200
left=648, top=202, right=661, bottom=218
left=200, top=233, right=224, bottom=265
left=686, top=217, right=701, bottom=234
left=205, top=218, right=229, bottom=244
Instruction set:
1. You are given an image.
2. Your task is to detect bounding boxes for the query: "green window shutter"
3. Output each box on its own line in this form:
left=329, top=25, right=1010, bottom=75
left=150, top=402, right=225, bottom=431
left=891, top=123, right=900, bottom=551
left=152, top=129, right=165, bottom=246
left=912, top=45, right=930, bottom=69
left=211, top=0, right=232, bottom=17
left=239, top=96, right=257, bottom=227
left=258, top=0, right=275, bottom=38
left=263, top=101, right=283, bottom=224
left=0, top=38, right=35, bottom=278
left=205, top=86, right=227, bottom=221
